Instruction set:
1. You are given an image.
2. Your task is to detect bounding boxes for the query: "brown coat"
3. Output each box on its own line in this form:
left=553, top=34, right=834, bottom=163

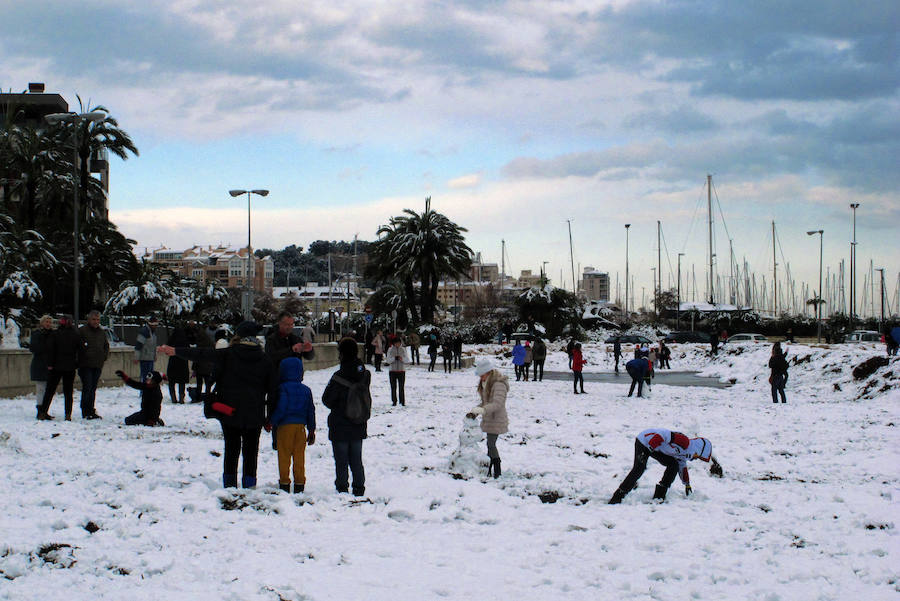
left=476, top=371, right=509, bottom=435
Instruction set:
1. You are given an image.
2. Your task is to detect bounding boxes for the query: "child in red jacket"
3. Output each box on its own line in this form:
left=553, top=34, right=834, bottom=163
left=571, top=343, right=585, bottom=394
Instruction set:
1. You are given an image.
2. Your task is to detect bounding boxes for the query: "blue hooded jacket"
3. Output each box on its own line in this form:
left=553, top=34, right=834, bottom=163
left=511, top=342, right=526, bottom=366
left=270, top=357, right=316, bottom=431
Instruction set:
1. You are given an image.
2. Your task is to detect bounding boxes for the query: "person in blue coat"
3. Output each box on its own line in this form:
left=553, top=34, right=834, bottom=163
left=511, top=340, right=526, bottom=381
left=269, top=357, right=316, bottom=493
left=625, top=357, right=651, bottom=398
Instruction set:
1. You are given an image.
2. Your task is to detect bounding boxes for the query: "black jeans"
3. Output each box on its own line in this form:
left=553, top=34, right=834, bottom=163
left=428, top=354, right=437, bottom=371
left=627, top=367, right=644, bottom=397
left=389, top=371, right=406, bottom=405
left=78, top=367, right=102, bottom=417
left=332, top=439, right=365, bottom=492
left=771, top=373, right=787, bottom=403
left=411, top=347, right=420, bottom=364
left=533, top=359, right=545, bottom=381
left=617, top=439, right=680, bottom=496
left=443, top=356, right=452, bottom=373
left=614, top=354, right=621, bottom=372
left=573, top=371, right=584, bottom=392
left=221, top=424, right=262, bottom=486
left=41, top=370, right=75, bottom=416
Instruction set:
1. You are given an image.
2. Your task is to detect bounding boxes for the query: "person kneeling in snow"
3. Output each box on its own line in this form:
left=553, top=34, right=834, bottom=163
left=466, top=358, right=509, bottom=478
left=116, top=369, right=165, bottom=426
left=608, top=428, right=722, bottom=504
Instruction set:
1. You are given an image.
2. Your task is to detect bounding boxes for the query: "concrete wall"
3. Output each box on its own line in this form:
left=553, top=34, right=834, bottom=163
left=0, top=343, right=342, bottom=398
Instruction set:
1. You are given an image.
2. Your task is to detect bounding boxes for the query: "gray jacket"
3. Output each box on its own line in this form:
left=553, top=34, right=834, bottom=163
left=134, top=324, right=158, bottom=362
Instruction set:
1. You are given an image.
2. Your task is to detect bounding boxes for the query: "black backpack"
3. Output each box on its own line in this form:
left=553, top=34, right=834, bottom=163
left=331, top=371, right=372, bottom=424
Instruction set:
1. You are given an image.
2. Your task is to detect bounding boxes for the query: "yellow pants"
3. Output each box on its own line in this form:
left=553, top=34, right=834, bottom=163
left=276, top=423, right=307, bottom=485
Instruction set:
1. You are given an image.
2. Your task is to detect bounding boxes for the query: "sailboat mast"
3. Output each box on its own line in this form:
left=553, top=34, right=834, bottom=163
left=772, top=221, right=777, bottom=317
left=567, top=220, right=576, bottom=294
left=708, top=174, right=714, bottom=304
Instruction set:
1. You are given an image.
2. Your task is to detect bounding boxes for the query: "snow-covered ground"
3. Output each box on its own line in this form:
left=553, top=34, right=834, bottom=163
left=1, top=343, right=898, bottom=600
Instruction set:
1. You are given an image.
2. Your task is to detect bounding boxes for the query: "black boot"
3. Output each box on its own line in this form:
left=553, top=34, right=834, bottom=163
left=608, top=488, right=626, bottom=504
left=486, top=457, right=493, bottom=478
left=491, top=458, right=501, bottom=478
left=279, top=483, right=291, bottom=493
left=294, top=483, right=305, bottom=494
left=652, top=484, right=667, bottom=501
left=352, top=486, right=365, bottom=497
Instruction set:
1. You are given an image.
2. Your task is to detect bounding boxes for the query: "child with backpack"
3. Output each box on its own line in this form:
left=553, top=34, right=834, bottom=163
left=322, top=337, right=371, bottom=496
left=116, top=369, right=165, bottom=426
left=269, top=357, right=316, bottom=493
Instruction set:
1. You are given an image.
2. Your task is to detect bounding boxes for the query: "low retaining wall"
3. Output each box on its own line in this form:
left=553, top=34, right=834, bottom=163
left=0, top=343, right=342, bottom=398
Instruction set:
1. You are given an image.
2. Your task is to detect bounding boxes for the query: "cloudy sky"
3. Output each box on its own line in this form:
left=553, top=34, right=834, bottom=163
left=2, top=0, right=898, bottom=312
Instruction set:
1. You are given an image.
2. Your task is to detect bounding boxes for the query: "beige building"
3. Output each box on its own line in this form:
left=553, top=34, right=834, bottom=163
left=142, top=245, right=274, bottom=293
left=468, top=252, right=500, bottom=282
left=581, top=267, right=610, bottom=302
left=517, top=270, right=542, bottom=288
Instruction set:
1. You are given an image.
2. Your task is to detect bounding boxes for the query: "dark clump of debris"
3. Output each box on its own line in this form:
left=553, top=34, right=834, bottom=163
left=853, top=357, right=889, bottom=380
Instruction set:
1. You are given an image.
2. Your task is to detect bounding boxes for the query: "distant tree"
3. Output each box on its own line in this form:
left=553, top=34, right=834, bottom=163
left=0, top=211, right=57, bottom=319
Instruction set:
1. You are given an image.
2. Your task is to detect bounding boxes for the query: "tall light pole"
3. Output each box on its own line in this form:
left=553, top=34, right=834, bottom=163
left=45, top=111, right=106, bottom=322
left=807, top=229, right=824, bottom=342
left=229, top=189, right=269, bottom=319
left=677, top=252, right=685, bottom=329
left=850, top=203, right=859, bottom=330
left=624, top=224, right=631, bottom=315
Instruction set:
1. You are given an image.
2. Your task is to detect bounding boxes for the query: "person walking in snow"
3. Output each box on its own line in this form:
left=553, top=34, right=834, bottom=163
left=532, top=337, right=547, bottom=382
left=659, top=341, right=671, bottom=369
left=322, top=337, right=371, bottom=496
left=625, top=357, right=651, bottom=398
left=427, top=333, right=439, bottom=372
left=466, top=358, right=509, bottom=478
left=270, top=357, right=316, bottom=493
left=571, top=342, right=586, bottom=394
left=608, top=428, right=723, bottom=504
left=386, top=335, right=409, bottom=406
left=453, top=334, right=463, bottom=370
left=406, top=331, right=421, bottom=365
left=116, top=369, right=165, bottom=426
left=372, top=329, right=386, bottom=372
left=511, top=340, right=526, bottom=381
left=161, top=321, right=278, bottom=489
left=38, top=315, right=80, bottom=421
left=612, top=338, right=622, bottom=373
left=29, top=315, right=54, bottom=419
left=768, top=342, right=789, bottom=404
left=441, top=336, right=454, bottom=373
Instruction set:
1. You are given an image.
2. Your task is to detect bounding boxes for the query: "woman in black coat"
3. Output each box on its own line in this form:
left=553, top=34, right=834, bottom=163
left=768, top=342, right=789, bottom=404
left=322, top=337, right=370, bottom=496
left=161, top=321, right=277, bottom=488
left=38, top=315, right=81, bottom=421
left=166, top=325, right=190, bottom=403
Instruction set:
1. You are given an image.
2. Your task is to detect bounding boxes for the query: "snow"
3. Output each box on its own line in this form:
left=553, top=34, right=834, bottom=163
left=1, top=343, right=897, bottom=600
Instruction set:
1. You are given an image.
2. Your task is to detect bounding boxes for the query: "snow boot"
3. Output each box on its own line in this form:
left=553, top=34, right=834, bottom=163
left=294, top=483, right=305, bottom=494
left=491, top=458, right=501, bottom=478
left=279, top=483, right=291, bottom=493
left=652, top=484, right=667, bottom=501
left=352, top=486, right=365, bottom=497
left=223, top=473, right=238, bottom=488
left=241, top=476, right=257, bottom=489
left=608, top=488, right=627, bottom=504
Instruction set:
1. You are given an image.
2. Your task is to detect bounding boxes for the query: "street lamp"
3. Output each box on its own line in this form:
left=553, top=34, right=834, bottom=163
left=229, top=189, right=269, bottom=319
left=677, top=252, right=685, bottom=329
left=850, top=203, right=859, bottom=329
left=624, top=224, right=631, bottom=315
left=45, top=111, right=106, bottom=323
left=807, top=229, right=824, bottom=342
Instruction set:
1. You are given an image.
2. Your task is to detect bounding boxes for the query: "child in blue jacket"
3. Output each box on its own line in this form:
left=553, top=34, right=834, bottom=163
left=269, top=357, right=316, bottom=493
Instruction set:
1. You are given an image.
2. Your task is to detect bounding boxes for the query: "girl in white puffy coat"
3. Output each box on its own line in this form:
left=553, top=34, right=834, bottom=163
left=466, top=358, right=509, bottom=478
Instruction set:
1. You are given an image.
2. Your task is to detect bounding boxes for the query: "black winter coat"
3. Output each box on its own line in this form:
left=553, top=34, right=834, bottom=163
left=166, top=328, right=190, bottom=384
left=322, top=359, right=370, bottom=442
left=769, top=353, right=789, bottom=377
left=29, top=328, right=52, bottom=381
left=47, top=327, right=81, bottom=372
left=176, top=341, right=277, bottom=428
left=265, top=331, right=316, bottom=366
left=123, top=377, right=163, bottom=424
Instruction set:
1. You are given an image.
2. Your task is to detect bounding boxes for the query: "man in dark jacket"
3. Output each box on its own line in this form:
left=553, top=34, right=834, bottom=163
left=613, top=339, right=622, bottom=373
left=38, top=315, right=81, bottom=420
left=625, top=357, right=651, bottom=398
left=161, top=321, right=278, bottom=489
left=322, top=337, right=370, bottom=496
left=78, top=310, right=110, bottom=419
left=265, top=312, right=315, bottom=366
left=532, top=338, right=547, bottom=381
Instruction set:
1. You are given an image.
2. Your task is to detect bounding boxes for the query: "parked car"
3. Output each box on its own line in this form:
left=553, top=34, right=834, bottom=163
left=664, top=331, right=711, bottom=343
left=604, top=334, right=653, bottom=345
left=726, top=333, right=768, bottom=343
left=844, top=330, right=882, bottom=343
left=509, top=331, right=535, bottom=343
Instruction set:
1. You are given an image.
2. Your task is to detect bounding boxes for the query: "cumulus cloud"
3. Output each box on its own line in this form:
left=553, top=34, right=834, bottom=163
left=447, top=173, right=482, bottom=189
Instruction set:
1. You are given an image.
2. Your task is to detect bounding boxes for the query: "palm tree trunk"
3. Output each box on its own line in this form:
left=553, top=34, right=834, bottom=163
left=404, top=275, right=419, bottom=323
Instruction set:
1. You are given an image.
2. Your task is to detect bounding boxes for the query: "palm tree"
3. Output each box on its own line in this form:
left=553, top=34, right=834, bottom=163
left=0, top=210, right=57, bottom=318
left=80, top=218, right=140, bottom=311
left=369, top=197, right=473, bottom=324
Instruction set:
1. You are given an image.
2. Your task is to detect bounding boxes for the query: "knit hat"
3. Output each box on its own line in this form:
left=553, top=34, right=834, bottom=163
left=475, top=357, right=496, bottom=376
left=235, top=320, right=262, bottom=338
left=687, top=437, right=712, bottom=462
left=146, top=371, right=163, bottom=385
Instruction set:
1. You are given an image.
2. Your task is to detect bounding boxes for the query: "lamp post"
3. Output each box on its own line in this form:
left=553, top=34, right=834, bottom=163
left=807, top=229, right=824, bottom=342
left=45, top=111, right=106, bottom=323
left=850, top=203, right=859, bottom=330
left=229, top=189, right=269, bottom=319
left=677, top=252, right=685, bottom=329
left=624, top=224, right=631, bottom=315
